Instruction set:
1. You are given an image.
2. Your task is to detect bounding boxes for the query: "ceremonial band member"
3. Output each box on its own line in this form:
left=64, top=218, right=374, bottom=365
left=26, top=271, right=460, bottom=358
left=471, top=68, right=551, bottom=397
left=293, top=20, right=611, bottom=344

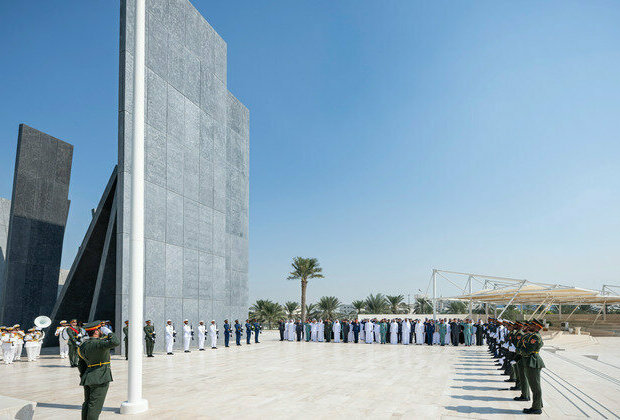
left=78, top=321, right=120, bottom=420
left=245, top=320, right=252, bottom=344
left=56, top=320, right=69, bottom=358
left=253, top=319, right=261, bottom=343
left=234, top=320, right=242, bottom=345
left=144, top=320, right=155, bottom=357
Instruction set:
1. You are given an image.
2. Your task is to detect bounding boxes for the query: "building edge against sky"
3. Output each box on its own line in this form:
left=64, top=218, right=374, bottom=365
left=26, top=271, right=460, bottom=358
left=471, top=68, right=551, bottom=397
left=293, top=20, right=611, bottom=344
left=116, top=0, right=249, bottom=351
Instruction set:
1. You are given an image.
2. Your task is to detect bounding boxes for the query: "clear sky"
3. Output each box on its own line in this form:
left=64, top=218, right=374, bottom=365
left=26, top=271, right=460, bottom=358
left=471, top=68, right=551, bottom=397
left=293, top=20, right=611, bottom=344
left=1, top=1, right=619, bottom=305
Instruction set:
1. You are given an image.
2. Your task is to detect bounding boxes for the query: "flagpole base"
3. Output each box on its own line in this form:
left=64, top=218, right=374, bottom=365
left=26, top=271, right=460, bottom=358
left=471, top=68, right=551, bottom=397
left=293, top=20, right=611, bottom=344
left=120, top=399, right=148, bottom=414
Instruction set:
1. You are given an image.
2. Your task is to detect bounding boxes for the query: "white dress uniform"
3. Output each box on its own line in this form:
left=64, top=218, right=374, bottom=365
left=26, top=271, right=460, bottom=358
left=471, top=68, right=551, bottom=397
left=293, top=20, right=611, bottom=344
left=310, top=322, right=318, bottom=342
left=24, top=332, right=38, bottom=361
left=13, top=329, right=24, bottom=360
left=56, top=325, right=69, bottom=358
left=197, top=324, right=206, bottom=350
left=165, top=323, right=175, bottom=354
left=209, top=323, right=217, bottom=348
left=2, top=331, right=16, bottom=364
left=332, top=321, right=341, bottom=343
left=183, top=323, right=192, bottom=351
left=34, top=330, right=44, bottom=358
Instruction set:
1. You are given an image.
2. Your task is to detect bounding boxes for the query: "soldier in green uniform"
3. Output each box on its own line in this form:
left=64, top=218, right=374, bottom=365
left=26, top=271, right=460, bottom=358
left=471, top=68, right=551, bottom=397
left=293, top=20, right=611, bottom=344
left=144, top=320, right=155, bottom=357
left=66, top=319, right=81, bottom=367
left=514, top=321, right=531, bottom=402
left=122, top=321, right=129, bottom=360
left=521, top=320, right=545, bottom=414
left=78, top=321, right=120, bottom=420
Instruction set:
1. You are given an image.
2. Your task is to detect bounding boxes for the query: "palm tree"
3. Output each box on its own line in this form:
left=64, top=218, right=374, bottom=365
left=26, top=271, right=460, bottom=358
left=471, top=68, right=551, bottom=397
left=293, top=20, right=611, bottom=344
left=364, top=293, right=389, bottom=314
left=413, top=297, right=432, bottom=314
left=287, top=257, right=324, bottom=322
left=386, top=295, right=409, bottom=314
left=305, top=303, right=320, bottom=320
left=352, top=300, right=365, bottom=316
left=448, top=301, right=467, bottom=314
left=249, top=299, right=285, bottom=329
left=317, top=296, right=341, bottom=319
left=284, top=301, right=299, bottom=318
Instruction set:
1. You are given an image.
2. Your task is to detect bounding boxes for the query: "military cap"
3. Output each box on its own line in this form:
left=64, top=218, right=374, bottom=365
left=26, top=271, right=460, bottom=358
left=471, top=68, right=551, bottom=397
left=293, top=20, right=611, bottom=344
left=84, top=321, right=103, bottom=331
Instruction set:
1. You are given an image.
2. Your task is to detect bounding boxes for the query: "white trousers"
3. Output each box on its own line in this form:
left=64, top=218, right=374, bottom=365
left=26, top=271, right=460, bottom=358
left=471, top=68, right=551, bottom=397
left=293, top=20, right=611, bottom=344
left=165, top=337, right=174, bottom=353
left=311, top=331, right=317, bottom=341
left=375, top=330, right=381, bottom=342
left=333, top=332, right=340, bottom=343
left=198, top=334, right=206, bottom=349
left=210, top=334, right=217, bottom=348
left=14, top=343, right=23, bottom=360
left=59, top=340, right=69, bottom=358
left=183, top=336, right=191, bottom=351
left=25, top=343, right=38, bottom=361
left=2, top=344, right=15, bottom=364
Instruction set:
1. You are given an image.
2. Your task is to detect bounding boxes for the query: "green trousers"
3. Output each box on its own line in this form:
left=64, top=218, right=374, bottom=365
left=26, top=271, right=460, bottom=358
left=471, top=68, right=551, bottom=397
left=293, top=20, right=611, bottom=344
left=380, top=332, right=386, bottom=344
left=518, top=358, right=530, bottom=399
left=124, top=339, right=128, bottom=359
left=524, top=366, right=543, bottom=409
left=82, top=383, right=109, bottom=420
left=69, top=344, right=79, bottom=367
left=145, top=339, right=154, bottom=356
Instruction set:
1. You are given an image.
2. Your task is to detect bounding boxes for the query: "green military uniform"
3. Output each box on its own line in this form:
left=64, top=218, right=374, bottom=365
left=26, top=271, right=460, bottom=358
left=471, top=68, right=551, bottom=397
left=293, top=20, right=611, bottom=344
left=439, top=322, right=447, bottom=345
left=522, top=330, right=545, bottom=412
left=67, top=325, right=81, bottom=367
left=380, top=322, right=387, bottom=344
left=78, top=321, right=120, bottom=420
left=123, top=325, right=128, bottom=360
left=304, top=322, right=311, bottom=342
left=144, top=324, right=155, bottom=357
left=516, top=330, right=531, bottom=400
left=324, top=321, right=332, bottom=342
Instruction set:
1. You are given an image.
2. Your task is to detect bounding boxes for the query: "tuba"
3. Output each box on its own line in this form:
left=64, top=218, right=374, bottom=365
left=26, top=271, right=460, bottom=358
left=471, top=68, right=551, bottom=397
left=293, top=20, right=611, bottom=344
left=34, top=316, right=52, bottom=329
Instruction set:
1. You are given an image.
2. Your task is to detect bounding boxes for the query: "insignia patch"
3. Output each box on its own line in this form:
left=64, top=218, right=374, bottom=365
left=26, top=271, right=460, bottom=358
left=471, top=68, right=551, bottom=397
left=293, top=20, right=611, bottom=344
left=530, top=339, right=536, bottom=344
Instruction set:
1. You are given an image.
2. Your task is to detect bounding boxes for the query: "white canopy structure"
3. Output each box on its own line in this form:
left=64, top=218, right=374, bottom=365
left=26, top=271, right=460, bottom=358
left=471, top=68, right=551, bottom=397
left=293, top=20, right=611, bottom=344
left=426, top=269, right=620, bottom=323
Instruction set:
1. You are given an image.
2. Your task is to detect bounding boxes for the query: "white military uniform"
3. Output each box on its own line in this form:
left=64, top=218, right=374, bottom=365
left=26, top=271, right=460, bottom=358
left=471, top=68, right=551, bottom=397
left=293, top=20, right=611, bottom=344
left=13, top=328, right=24, bottom=360
left=1, top=330, right=16, bottom=364
left=197, top=323, right=206, bottom=350
left=183, top=323, right=192, bottom=351
left=165, top=322, right=175, bottom=354
left=209, top=322, right=217, bottom=348
left=56, top=325, right=69, bottom=358
left=24, top=331, right=38, bottom=361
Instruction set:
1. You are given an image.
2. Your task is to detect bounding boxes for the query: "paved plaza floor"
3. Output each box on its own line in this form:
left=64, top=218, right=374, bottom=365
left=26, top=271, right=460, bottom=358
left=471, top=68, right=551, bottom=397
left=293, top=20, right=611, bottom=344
left=2, top=331, right=619, bottom=419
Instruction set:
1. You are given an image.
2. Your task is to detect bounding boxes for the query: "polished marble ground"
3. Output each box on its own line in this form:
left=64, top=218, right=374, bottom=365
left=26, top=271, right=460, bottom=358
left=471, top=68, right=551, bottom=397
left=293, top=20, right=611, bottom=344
left=2, top=331, right=618, bottom=419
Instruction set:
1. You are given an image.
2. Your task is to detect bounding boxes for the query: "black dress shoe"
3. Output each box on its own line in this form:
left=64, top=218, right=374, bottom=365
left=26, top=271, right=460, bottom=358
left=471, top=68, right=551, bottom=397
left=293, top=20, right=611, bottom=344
left=514, top=396, right=530, bottom=401
left=523, top=408, right=542, bottom=414
left=199, top=349, right=205, bottom=351
left=509, top=386, right=520, bottom=390
left=167, top=352, right=173, bottom=355
left=504, top=378, right=513, bottom=382
left=184, top=350, right=190, bottom=353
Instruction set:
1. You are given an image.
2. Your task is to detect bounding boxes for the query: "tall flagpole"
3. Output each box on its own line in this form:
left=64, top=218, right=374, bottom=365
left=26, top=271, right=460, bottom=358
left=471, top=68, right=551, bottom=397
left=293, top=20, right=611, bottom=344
left=121, top=0, right=148, bottom=414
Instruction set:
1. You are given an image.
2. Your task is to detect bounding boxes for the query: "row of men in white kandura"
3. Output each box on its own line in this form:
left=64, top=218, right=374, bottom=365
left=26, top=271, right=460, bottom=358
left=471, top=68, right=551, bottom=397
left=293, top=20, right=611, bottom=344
left=1, top=326, right=45, bottom=364
left=163, top=320, right=218, bottom=354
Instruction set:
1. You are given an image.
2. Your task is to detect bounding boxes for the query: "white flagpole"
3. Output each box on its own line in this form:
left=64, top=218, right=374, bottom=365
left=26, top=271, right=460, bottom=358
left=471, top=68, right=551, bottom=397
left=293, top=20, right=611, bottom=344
left=121, top=0, right=148, bottom=414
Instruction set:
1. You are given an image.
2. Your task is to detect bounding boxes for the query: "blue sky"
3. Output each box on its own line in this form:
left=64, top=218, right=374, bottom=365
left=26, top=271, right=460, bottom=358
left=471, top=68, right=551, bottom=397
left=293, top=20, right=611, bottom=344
left=1, top=1, right=619, bottom=304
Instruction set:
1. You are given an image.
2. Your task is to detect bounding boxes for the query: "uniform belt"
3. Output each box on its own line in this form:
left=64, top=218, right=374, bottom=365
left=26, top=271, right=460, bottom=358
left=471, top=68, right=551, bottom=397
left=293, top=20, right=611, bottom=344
left=88, top=361, right=111, bottom=368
